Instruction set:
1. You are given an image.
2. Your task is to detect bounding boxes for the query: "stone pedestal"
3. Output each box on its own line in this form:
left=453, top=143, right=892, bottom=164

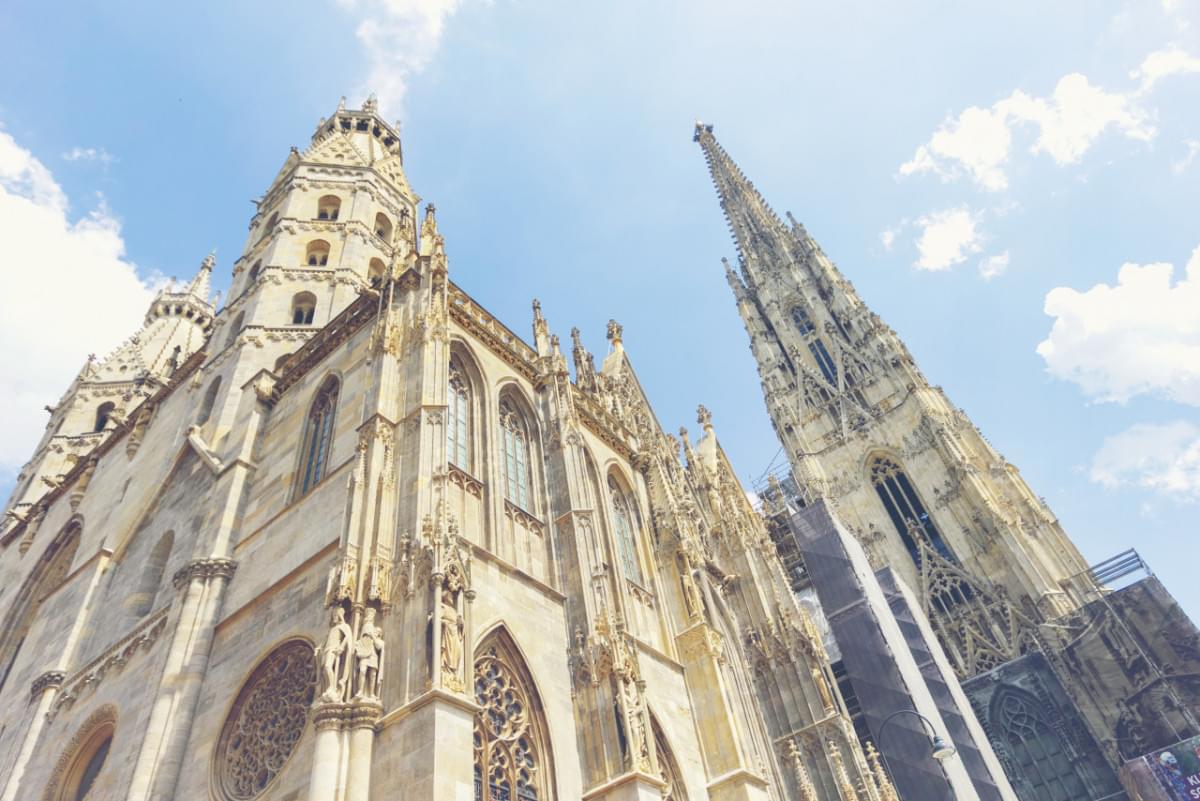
left=374, top=689, right=479, bottom=801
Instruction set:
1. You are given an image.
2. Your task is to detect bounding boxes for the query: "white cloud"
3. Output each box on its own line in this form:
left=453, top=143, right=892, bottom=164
left=1172, top=139, right=1200, bottom=173
left=978, top=251, right=1010, bottom=280
left=336, top=0, right=466, bottom=113
left=1037, top=245, right=1200, bottom=405
left=900, top=55, right=1175, bottom=191
left=62, top=146, right=114, bottom=165
left=1132, top=46, right=1200, bottom=91
left=880, top=223, right=903, bottom=251
left=913, top=207, right=981, bottom=271
left=0, top=128, right=155, bottom=475
left=1091, top=421, right=1200, bottom=501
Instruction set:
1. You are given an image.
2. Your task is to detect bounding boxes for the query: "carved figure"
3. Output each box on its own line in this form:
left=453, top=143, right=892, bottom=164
left=316, top=606, right=354, bottom=703
left=440, top=572, right=465, bottom=690
left=354, top=607, right=384, bottom=700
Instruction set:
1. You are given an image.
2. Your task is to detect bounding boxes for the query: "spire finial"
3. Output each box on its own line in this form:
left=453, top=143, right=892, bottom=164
left=606, top=319, right=623, bottom=346
left=692, top=120, right=713, bottom=142
left=363, top=93, right=378, bottom=114
left=697, top=404, right=713, bottom=431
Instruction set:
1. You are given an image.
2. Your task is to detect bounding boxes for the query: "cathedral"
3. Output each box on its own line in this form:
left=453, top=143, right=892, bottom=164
left=0, top=97, right=1194, bottom=801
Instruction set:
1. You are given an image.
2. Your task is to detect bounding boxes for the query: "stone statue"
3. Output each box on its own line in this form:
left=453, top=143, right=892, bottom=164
left=440, top=573, right=464, bottom=690
left=317, top=606, right=354, bottom=703
left=354, top=607, right=385, bottom=700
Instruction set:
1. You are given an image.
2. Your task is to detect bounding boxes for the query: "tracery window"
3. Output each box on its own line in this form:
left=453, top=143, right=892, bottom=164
left=447, top=358, right=471, bottom=471
left=868, top=456, right=954, bottom=565
left=808, top=340, right=837, bottom=384
left=791, top=305, right=815, bottom=336
left=608, top=475, right=644, bottom=586
left=473, top=633, right=552, bottom=801
left=215, top=640, right=317, bottom=800
left=993, top=688, right=1089, bottom=801
left=298, top=377, right=339, bottom=496
left=651, top=718, right=688, bottom=801
left=499, top=399, right=532, bottom=511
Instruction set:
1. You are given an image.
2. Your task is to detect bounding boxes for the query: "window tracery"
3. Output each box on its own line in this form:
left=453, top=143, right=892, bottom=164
left=499, top=399, right=531, bottom=511
left=993, top=687, right=1089, bottom=801
left=448, top=358, right=471, bottom=471
left=608, top=475, right=644, bottom=586
left=652, top=718, right=687, bottom=801
left=215, top=639, right=317, bottom=800
left=299, top=377, right=339, bottom=496
left=868, top=456, right=954, bottom=565
left=473, top=636, right=551, bottom=801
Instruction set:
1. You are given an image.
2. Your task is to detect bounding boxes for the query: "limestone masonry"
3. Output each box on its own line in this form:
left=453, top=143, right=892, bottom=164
left=0, top=99, right=1194, bottom=801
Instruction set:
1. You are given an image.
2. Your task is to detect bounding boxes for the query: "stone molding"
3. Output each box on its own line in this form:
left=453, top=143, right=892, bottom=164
left=172, top=557, right=238, bottom=589
left=311, top=699, right=385, bottom=732
left=30, top=670, right=66, bottom=700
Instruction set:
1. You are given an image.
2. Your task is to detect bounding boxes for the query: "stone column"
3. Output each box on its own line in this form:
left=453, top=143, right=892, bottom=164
left=0, top=672, right=65, bottom=801
left=345, top=702, right=383, bottom=801
left=309, top=705, right=349, bottom=801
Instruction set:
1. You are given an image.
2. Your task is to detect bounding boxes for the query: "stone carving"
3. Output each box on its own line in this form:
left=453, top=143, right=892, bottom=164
left=316, top=606, right=354, bottom=703
left=216, top=640, right=317, bottom=800
left=439, top=565, right=465, bottom=692
left=474, top=644, right=543, bottom=801
left=784, top=739, right=819, bottom=801
left=354, top=607, right=384, bottom=700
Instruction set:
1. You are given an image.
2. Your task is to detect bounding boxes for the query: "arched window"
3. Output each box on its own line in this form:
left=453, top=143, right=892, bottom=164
left=197, top=377, right=222, bottom=426
left=127, top=531, right=173, bottom=618
left=291, top=292, right=317, bottom=325
left=316, top=195, right=341, bottom=221
left=93, top=402, right=115, bottom=433
left=868, top=456, right=954, bottom=564
left=447, top=357, right=471, bottom=471
left=499, top=399, right=532, bottom=511
left=651, top=717, right=688, bottom=801
left=305, top=239, right=331, bottom=267
left=791, top=305, right=815, bottom=336
left=0, top=524, right=81, bottom=693
left=608, top=475, right=644, bottom=585
left=259, top=212, right=279, bottom=242
left=374, top=212, right=393, bottom=242
left=49, top=707, right=116, bottom=801
left=298, top=377, right=339, bottom=496
left=992, top=687, right=1089, bottom=801
left=248, top=260, right=262, bottom=284
left=474, top=630, right=554, bottom=801
left=368, top=258, right=386, bottom=288
left=224, top=311, right=245, bottom=350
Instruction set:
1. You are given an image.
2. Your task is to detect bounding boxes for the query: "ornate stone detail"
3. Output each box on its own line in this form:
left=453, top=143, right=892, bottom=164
left=316, top=606, right=355, bottom=703
left=30, top=669, right=65, bottom=699
left=41, top=705, right=117, bottom=801
left=50, top=610, right=169, bottom=718
left=474, top=644, right=544, bottom=801
left=353, top=607, right=385, bottom=700
left=172, top=557, right=238, bottom=589
left=215, top=639, right=317, bottom=800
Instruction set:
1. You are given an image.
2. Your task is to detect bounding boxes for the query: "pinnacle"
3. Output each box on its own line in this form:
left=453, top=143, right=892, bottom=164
left=184, top=253, right=215, bottom=303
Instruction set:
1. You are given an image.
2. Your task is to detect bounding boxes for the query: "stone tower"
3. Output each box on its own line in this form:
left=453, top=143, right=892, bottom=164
left=0, top=99, right=909, bottom=801
left=695, top=122, right=1200, bottom=800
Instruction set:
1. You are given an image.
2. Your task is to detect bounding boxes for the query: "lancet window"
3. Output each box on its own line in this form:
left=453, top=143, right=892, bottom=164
left=791, top=305, right=815, bottom=336
left=94, top=402, right=115, bottom=433
left=291, top=292, right=317, bottom=325
left=499, top=399, right=532, bottom=511
left=993, top=687, right=1089, bottom=801
left=473, top=632, right=552, bottom=801
left=447, top=358, right=471, bottom=471
left=298, top=377, right=339, bottom=496
left=608, top=475, right=644, bottom=585
left=868, top=456, right=954, bottom=565
left=652, top=718, right=687, bottom=801
left=808, top=339, right=837, bottom=384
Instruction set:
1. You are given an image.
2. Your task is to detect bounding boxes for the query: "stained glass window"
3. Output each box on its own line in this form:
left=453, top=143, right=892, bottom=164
left=500, top=400, right=531, bottom=511
left=448, top=358, right=471, bottom=471
left=609, top=476, right=644, bottom=585
left=299, top=377, right=339, bottom=496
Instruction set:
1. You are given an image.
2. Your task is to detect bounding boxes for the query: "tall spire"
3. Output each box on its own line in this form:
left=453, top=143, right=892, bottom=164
left=184, top=253, right=215, bottom=304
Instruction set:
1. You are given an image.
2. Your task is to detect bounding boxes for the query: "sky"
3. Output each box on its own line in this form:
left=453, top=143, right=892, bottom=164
left=0, top=0, right=1197, bottom=617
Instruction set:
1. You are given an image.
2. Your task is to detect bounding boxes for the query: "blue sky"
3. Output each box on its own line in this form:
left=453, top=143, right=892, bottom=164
left=1, top=0, right=1197, bottom=616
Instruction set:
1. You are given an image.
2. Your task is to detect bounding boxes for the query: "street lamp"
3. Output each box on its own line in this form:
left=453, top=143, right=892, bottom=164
left=875, top=709, right=957, bottom=793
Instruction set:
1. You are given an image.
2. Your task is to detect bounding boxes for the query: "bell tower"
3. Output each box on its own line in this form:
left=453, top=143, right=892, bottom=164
left=694, top=122, right=1091, bottom=679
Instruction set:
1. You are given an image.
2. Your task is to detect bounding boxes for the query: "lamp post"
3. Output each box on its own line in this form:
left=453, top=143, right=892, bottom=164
left=875, top=709, right=957, bottom=796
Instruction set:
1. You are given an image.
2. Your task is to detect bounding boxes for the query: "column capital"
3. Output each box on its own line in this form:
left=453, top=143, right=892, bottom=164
left=30, top=670, right=65, bottom=700
left=172, top=557, right=238, bottom=589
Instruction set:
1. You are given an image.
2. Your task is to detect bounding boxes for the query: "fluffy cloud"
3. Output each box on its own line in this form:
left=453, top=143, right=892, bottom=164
left=0, top=128, right=155, bottom=476
left=1091, top=421, right=1200, bottom=501
left=899, top=105, right=1012, bottom=190
left=336, top=0, right=466, bottom=113
left=62, top=146, right=114, bottom=164
left=978, top=251, right=1010, bottom=280
left=913, top=207, right=981, bottom=271
left=1132, top=46, right=1200, bottom=91
left=1037, top=245, right=1200, bottom=405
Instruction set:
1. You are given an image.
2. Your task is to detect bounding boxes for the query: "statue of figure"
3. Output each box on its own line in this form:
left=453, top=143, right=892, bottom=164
left=317, top=606, right=354, bottom=703
left=440, top=574, right=464, bottom=690
left=677, top=552, right=702, bottom=620
left=811, top=664, right=836, bottom=714
left=354, top=607, right=385, bottom=700
left=620, top=669, right=650, bottom=770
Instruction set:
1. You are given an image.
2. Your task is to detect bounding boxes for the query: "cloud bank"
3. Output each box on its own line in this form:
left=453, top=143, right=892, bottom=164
left=1091, top=421, right=1200, bottom=501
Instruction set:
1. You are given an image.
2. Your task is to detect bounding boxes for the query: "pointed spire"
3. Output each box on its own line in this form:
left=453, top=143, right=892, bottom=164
left=532, top=298, right=550, bottom=356
left=185, top=252, right=215, bottom=303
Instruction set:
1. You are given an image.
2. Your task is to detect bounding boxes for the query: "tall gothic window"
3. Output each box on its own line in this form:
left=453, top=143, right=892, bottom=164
left=474, top=630, right=553, bottom=801
left=651, top=717, right=688, bottom=801
left=993, top=688, right=1089, bottom=801
left=447, top=358, right=471, bottom=471
left=808, top=340, right=837, bottom=384
left=500, top=399, right=531, bottom=511
left=608, top=475, right=644, bottom=585
left=791, top=305, right=815, bottom=336
left=298, top=377, right=339, bottom=496
left=868, top=456, right=954, bottom=564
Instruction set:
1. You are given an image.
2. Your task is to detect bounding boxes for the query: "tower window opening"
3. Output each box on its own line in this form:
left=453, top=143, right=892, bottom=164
left=356, top=119, right=369, bottom=131
left=791, top=306, right=815, bottom=336
left=374, top=213, right=393, bottom=242
left=809, top=340, right=837, bottom=384
left=248, top=261, right=262, bottom=283
left=291, top=292, right=317, bottom=326
left=306, top=240, right=331, bottom=267
left=869, top=456, right=955, bottom=565
left=93, top=402, right=115, bottom=433
left=316, top=195, right=341, bottom=221
left=368, top=258, right=386, bottom=288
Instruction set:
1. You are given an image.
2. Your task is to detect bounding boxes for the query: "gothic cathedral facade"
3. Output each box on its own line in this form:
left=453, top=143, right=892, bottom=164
left=0, top=100, right=911, bottom=801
